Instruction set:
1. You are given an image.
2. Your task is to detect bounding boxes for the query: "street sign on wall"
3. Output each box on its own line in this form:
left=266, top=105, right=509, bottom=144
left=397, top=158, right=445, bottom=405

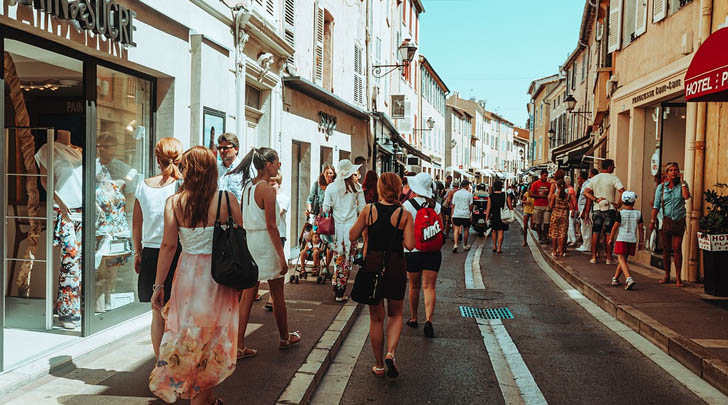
left=391, top=95, right=405, bottom=119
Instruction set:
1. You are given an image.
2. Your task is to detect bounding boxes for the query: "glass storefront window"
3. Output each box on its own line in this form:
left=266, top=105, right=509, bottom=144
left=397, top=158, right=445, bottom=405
left=93, top=66, right=151, bottom=316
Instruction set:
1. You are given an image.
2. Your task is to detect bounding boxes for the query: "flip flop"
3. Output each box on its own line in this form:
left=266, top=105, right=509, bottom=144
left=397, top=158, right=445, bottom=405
left=406, top=319, right=418, bottom=328
left=237, top=347, right=257, bottom=359
left=385, top=353, right=398, bottom=379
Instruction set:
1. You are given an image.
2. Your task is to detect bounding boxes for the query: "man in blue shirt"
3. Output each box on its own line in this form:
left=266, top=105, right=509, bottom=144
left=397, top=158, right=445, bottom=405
left=216, top=132, right=244, bottom=201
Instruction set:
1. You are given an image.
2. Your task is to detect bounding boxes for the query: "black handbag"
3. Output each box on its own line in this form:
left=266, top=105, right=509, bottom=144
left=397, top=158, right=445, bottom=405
left=211, top=191, right=259, bottom=290
left=351, top=205, right=403, bottom=305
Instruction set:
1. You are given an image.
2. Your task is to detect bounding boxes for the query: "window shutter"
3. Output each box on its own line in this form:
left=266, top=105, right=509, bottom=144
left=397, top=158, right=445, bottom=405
left=607, top=0, right=622, bottom=53
left=266, top=0, right=275, bottom=17
left=634, top=0, right=647, bottom=37
left=313, top=5, right=324, bottom=84
left=354, top=44, right=364, bottom=105
left=653, top=0, right=667, bottom=23
left=284, top=0, right=295, bottom=65
left=596, top=21, right=603, bottom=41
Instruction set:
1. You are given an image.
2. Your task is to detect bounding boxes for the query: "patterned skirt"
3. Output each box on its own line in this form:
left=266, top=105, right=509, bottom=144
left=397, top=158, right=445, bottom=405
left=149, top=252, right=241, bottom=402
left=548, top=202, right=570, bottom=239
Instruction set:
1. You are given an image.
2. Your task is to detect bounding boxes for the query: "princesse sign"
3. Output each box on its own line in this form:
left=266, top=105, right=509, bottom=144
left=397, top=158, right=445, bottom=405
left=17, top=0, right=137, bottom=47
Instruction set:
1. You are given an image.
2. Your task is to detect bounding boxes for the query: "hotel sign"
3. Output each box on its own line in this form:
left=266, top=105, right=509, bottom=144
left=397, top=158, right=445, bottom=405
left=18, top=0, right=137, bottom=46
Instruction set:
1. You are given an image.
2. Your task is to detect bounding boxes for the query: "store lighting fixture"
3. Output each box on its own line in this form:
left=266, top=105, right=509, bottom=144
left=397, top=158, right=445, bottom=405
left=372, top=38, right=417, bottom=78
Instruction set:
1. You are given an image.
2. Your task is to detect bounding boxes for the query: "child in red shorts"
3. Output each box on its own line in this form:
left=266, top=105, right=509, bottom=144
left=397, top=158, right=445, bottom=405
left=607, top=191, right=644, bottom=290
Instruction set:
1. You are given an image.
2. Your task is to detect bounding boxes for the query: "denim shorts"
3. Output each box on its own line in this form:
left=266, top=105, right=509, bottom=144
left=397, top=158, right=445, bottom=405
left=592, top=210, right=616, bottom=233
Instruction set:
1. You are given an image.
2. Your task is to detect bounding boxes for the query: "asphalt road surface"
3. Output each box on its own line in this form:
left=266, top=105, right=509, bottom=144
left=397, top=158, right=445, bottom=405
left=312, top=227, right=707, bottom=405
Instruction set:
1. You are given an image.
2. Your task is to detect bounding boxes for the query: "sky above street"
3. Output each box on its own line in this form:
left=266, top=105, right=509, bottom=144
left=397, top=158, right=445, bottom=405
left=419, top=0, right=585, bottom=127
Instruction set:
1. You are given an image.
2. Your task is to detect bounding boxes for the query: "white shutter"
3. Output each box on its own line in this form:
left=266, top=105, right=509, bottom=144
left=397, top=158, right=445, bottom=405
left=596, top=21, right=603, bottom=41
left=634, top=0, right=647, bottom=37
left=313, top=5, right=324, bottom=84
left=607, top=0, right=622, bottom=53
left=265, top=0, right=275, bottom=17
left=284, top=0, right=295, bottom=65
left=653, top=0, right=667, bottom=23
left=354, top=44, right=364, bottom=105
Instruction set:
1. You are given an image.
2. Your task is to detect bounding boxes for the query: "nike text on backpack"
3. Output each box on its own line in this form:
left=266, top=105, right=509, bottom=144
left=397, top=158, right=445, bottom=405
left=409, top=199, right=445, bottom=252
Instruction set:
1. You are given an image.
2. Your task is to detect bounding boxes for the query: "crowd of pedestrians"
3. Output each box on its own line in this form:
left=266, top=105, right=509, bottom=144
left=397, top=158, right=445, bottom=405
left=517, top=158, right=690, bottom=292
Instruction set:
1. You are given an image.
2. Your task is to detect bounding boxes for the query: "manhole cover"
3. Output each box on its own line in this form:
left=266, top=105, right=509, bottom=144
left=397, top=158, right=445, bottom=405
left=459, top=306, right=514, bottom=320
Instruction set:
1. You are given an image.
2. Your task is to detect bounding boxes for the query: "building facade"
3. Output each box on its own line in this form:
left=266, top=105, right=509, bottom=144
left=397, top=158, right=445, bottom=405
left=418, top=55, right=449, bottom=179
left=527, top=75, right=561, bottom=166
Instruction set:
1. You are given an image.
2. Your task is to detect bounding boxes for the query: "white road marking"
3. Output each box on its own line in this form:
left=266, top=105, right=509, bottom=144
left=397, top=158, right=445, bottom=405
left=519, top=217, right=728, bottom=405
left=477, top=318, right=547, bottom=405
left=465, top=232, right=488, bottom=289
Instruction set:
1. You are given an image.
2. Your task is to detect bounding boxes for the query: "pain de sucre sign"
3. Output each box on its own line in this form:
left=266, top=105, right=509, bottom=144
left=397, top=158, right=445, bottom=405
left=18, top=0, right=137, bottom=47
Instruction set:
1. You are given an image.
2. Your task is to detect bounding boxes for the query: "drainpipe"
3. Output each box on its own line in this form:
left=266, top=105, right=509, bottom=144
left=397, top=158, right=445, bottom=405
left=685, top=0, right=713, bottom=282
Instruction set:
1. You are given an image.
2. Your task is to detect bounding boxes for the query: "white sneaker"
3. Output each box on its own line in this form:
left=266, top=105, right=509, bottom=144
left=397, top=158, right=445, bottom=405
left=625, top=277, right=636, bottom=290
left=611, top=277, right=619, bottom=286
left=575, top=247, right=590, bottom=252
left=464, top=244, right=472, bottom=251
left=452, top=245, right=458, bottom=253
left=605, top=258, right=615, bottom=265
left=61, top=321, right=76, bottom=330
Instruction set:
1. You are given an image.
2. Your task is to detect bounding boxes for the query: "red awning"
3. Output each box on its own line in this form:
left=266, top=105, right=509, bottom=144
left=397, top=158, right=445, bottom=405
left=685, top=27, right=728, bottom=102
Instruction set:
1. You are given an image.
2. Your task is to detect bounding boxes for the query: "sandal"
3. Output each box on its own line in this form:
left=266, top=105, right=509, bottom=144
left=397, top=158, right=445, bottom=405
left=371, top=365, right=386, bottom=377
left=406, top=319, right=418, bottom=328
left=659, top=277, right=670, bottom=284
left=280, top=330, right=302, bottom=349
left=335, top=296, right=349, bottom=303
left=264, top=303, right=273, bottom=312
left=384, top=352, right=399, bottom=378
left=236, top=347, right=257, bottom=359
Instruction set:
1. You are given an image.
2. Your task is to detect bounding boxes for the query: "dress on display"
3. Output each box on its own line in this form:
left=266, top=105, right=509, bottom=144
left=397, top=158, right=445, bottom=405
left=95, top=165, right=131, bottom=268
left=149, top=226, right=240, bottom=402
left=34, top=142, right=84, bottom=324
left=243, top=182, right=282, bottom=281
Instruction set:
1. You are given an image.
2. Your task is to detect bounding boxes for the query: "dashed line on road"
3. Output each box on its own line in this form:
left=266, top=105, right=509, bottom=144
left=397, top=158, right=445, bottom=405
left=477, top=318, right=547, bottom=405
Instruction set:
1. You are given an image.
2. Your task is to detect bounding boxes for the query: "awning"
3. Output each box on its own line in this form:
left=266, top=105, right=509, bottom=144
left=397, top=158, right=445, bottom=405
left=685, top=26, right=728, bottom=102
left=480, top=169, right=496, bottom=177
left=397, top=135, right=432, bottom=163
left=581, top=134, right=609, bottom=161
left=445, top=166, right=474, bottom=179
left=551, top=134, right=592, bottom=163
left=283, top=76, right=370, bottom=120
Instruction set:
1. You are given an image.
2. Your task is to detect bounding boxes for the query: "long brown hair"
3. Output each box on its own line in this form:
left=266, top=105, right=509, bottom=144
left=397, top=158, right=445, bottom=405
left=363, top=170, right=379, bottom=203
left=177, top=146, right=218, bottom=228
left=319, top=164, right=336, bottom=187
left=377, top=172, right=402, bottom=204
left=155, top=137, right=183, bottom=182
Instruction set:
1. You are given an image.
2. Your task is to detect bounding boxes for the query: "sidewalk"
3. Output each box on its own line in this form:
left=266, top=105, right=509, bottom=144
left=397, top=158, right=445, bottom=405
left=0, top=272, right=361, bottom=404
left=520, top=213, right=728, bottom=396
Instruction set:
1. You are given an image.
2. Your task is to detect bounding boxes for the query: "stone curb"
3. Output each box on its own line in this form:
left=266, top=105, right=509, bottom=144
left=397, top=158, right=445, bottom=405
left=518, top=212, right=728, bottom=396
left=276, top=301, right=362, bottom=404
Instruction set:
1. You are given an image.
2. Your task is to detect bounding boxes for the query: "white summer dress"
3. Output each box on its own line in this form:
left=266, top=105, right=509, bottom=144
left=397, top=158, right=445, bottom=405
left=243, top=181, right=282, bottom=281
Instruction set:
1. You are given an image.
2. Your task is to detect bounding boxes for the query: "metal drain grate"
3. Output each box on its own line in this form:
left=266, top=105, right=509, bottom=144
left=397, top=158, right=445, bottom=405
left=459, top=306, right=514, bottom=320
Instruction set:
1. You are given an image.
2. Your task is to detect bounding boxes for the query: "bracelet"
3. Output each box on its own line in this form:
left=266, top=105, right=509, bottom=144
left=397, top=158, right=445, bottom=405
left=152, top=284, right=164, bottom=292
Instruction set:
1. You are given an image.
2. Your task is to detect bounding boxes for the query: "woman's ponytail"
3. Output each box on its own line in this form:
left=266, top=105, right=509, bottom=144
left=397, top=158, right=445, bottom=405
left=155, top=137, right=183, bottom=182
left=230, top=147, right=279, bottom=187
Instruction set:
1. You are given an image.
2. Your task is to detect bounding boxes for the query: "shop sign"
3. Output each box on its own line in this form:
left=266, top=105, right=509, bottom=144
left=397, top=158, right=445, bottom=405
left=697, top=232, right=728, bottom=252
left=17, top=0, right=137, bottom=47
left=685, top=26, right=728, bottom=102
left=650, top=150, right=660, bottom=176
left=631, top=79, right=682, bottom=106
left=391, top=95, right=405, bottom=119
left=318, top=111, right=337, bottom=141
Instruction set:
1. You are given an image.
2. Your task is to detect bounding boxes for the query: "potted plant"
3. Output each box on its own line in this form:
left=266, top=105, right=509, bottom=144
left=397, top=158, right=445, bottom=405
left=698, top=184, right=728, bottom=296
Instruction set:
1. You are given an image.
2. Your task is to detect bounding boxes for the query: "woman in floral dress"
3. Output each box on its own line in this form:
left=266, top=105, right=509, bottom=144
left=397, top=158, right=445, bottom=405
left=149, top=146, right=242, bottom=405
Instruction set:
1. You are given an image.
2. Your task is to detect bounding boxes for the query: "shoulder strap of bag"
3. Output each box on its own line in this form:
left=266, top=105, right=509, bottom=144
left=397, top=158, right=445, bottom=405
left=224, top=190, right=233, bottom=222
left=409, top=199, right=421, bottom=212
left=215, top=190, right=223, bottom=223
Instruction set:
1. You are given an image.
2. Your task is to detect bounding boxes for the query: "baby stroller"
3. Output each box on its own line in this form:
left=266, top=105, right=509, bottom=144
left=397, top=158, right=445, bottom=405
left=290, top=219, right=333, bottom=284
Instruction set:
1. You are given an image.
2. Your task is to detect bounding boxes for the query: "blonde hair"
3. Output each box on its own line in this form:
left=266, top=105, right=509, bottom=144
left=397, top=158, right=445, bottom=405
left=155, top=137, right=183, bottom=182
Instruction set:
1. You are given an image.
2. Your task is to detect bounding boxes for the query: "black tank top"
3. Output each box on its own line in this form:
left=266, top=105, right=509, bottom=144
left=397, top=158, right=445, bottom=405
left=367, top=202, right=404, bottom=252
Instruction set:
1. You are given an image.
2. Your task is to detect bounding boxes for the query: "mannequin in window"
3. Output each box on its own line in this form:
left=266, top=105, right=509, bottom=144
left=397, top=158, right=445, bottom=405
left=34, top=129, right=83, bottom=330
left=95, top=133, right=134, bottom=312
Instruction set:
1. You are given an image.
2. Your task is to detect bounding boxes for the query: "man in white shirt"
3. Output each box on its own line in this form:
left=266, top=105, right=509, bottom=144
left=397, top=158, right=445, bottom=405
left=216, top=132, right=244, bottom=201
left=451, top=179, right=473, bottom=253
left=576, top=169, right=598, bottom=252
left=583, top=159, right=625, bottom=264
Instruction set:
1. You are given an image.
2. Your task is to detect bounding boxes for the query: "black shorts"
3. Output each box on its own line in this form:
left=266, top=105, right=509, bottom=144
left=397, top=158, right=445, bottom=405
left=452, top=217, right=471, bottom=228
left=405, top=251, right=442, bottom=273
left=138, top=246, right=180, bottom=304
left=592, top=210, right=616, bottom=233
left=441, top=206, right=452, bottom=216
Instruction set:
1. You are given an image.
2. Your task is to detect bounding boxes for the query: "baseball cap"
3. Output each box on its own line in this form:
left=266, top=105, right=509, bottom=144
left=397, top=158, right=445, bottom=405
left=622, top=191, right=637, bottom=204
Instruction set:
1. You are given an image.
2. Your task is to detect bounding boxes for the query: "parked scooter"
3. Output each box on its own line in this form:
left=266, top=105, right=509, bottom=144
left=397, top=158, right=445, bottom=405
left=472, top=183, right=489, bottom=236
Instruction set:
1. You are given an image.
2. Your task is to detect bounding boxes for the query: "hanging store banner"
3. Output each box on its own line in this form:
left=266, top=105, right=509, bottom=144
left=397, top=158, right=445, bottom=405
left=685, top=27, right=728, bottom=102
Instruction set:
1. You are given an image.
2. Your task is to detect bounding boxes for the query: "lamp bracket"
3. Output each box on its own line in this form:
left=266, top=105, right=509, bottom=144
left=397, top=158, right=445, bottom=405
left=372, top=64, right=405, bottom=78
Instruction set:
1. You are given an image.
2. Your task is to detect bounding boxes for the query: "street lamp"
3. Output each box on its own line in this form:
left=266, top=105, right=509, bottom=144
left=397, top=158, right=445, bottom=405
left=413, top=117, right=435, bottom=132
left=372, top=38, right=418, bottom=78
left=564, top=94, right=592, bottom=119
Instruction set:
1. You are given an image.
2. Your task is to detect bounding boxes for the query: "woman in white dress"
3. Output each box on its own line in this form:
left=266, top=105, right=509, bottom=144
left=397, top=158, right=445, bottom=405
left=232, top=147, right=301, bottom=358
left=323, top=159, right=365, bottom=302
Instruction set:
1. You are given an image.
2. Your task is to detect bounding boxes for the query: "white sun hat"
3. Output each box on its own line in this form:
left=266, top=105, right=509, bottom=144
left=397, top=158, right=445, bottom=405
left=407, top=172, right=433, bottom=198
left=335, top=159, right=361, bottom=180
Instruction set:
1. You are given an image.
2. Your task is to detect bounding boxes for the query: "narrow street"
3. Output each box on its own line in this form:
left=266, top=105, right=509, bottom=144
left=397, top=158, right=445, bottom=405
left=312, top=225, right=712, bottom=404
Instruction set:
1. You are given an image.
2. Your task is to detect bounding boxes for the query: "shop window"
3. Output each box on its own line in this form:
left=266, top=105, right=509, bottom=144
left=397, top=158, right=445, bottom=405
left=94, top=65, right=151, bottom=316
left=668, top=0, right=692, bottom=17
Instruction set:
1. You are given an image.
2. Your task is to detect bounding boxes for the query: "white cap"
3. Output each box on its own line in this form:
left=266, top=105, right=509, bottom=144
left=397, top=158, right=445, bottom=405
left=622, top=191, right=637, bottom=204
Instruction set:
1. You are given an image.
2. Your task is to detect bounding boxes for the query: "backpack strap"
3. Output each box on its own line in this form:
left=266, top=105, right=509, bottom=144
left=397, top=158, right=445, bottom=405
left=409, top=199, right=421, bottom=212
